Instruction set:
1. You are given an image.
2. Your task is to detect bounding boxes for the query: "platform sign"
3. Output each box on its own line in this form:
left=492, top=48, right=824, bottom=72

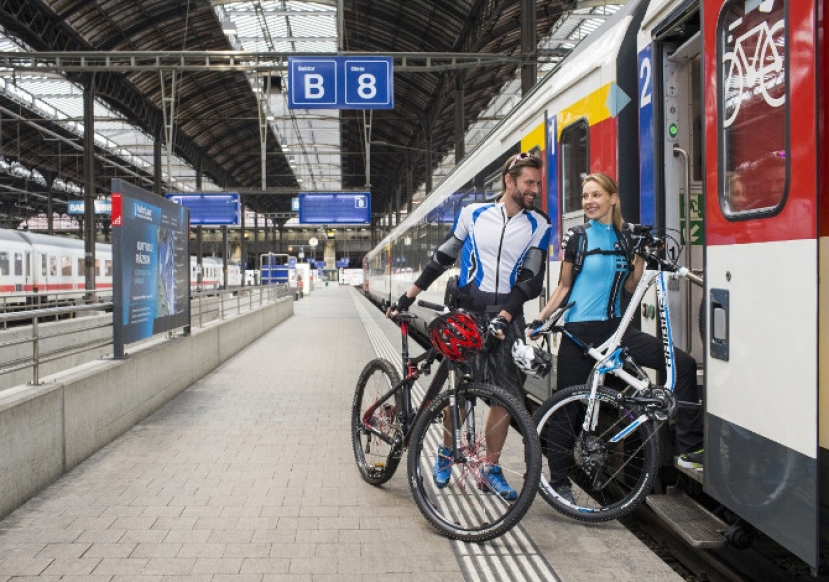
left=166, top=193, right=240, bottom=226
left=67, top=199, right=112, bottom=215
left=288, top=57, right=393, bottom=110
left=298, top=192, right=370, bottom=224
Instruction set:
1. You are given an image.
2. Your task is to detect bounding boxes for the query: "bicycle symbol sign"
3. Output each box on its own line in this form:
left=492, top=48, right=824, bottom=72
left=722, top=16, right=786, bottom=128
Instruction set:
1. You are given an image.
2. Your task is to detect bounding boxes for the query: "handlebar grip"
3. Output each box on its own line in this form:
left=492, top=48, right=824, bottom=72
left=680, top=268, right=704, bottom=287
left=417, top=299, right=445, bottom=312
left=622, top=223, right=652, bottom=235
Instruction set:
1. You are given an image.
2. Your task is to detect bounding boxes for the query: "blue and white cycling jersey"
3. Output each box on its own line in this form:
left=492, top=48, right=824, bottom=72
left=452, top=202, right=550, bottom=306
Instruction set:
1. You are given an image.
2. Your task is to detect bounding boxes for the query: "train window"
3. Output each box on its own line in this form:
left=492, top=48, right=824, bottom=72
left=719, top=0, right=788, bottom=218
left=0, top=252, right=9, bottom=276
left=25, top=252, right=31, bottom=277
left=560, top=119, right=589, bottom=233
left=49, top=255, right=57, bottom=277
left=61, top=256, right=72, bottom=276
left=14, top=252, right=23, bottom=276
left=78, top=258, right=84, bottom=277
left=41, top=254, right=47, bottom=277
left=105, top=260, right=112, bottom=276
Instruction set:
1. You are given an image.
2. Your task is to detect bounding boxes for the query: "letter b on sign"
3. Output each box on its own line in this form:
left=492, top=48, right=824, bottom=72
left=304, top=74, right=325, bottom=99
left=290, top=59, right=336, bottom=107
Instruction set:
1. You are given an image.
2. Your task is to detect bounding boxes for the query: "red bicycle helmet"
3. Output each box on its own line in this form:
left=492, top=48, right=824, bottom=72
left=427, top=312, right=483, bottom=361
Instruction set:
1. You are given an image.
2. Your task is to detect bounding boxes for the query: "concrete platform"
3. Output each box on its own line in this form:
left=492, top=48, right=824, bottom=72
left=0, top=284, right=682, bottom=581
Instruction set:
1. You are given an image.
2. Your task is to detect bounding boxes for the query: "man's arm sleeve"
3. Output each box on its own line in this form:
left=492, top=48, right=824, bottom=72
left=413, top=230, right=464, bottom=290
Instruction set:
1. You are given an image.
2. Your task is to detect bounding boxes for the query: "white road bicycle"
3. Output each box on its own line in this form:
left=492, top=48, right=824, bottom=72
left=531, top=225, right=703, bottom=522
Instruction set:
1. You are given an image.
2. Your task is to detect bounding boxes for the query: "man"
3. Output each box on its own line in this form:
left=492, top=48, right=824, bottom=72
left=387, top=151, right=551, bottom=499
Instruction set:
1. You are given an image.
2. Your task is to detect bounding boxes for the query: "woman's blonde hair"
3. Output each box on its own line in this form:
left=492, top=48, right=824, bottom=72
left=582, top=172, right=624, bottom=230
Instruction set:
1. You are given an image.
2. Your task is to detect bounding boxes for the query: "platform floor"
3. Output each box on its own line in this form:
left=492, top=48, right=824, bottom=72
left=0, top=284, right=682, bottom=582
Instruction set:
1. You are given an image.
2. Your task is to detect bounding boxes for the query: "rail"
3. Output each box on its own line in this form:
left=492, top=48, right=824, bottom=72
left=0, top=284, right=290, bottom=389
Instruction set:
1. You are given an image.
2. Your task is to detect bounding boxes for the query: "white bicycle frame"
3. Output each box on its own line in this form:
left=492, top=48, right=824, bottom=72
left=574, top=262, right=701, bottom=440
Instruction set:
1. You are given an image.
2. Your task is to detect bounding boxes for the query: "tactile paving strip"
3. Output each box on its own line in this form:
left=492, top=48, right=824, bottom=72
left=353, top=290, right=561, bottom=582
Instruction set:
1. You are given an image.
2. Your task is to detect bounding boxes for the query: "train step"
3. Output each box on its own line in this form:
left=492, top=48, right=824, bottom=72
left=645, top=489, right=727, bottom=549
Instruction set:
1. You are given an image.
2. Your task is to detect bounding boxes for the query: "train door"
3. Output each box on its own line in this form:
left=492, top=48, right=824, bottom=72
left=703, top=0, right=819, bottom=568
left=638, top=2, right=704, bottom=362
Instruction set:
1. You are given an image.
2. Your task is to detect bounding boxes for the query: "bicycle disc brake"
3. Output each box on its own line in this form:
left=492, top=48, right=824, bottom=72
left=574, top=434, right=608, bottom=482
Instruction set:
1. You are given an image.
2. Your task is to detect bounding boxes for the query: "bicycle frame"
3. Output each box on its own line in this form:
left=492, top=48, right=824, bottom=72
left=556, top=259, right=697, bottom=440
left=359, top=315, right=473, bottom=455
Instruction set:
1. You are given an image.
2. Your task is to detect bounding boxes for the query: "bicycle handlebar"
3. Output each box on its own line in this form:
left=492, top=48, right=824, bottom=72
left=416, top=299, right=446, bottom=313
left=625, top=223, right=704, bottom=288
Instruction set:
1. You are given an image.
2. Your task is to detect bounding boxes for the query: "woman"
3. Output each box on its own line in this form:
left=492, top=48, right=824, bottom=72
left=531, top=172, right=703, bottom=503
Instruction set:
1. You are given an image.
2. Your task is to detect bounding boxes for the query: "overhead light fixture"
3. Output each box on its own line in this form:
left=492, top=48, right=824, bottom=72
left=221, top=17, right=237, bottom=35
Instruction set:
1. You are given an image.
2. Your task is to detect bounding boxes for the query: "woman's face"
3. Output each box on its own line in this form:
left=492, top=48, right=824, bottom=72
left=582, top=179, right=618, bottom=224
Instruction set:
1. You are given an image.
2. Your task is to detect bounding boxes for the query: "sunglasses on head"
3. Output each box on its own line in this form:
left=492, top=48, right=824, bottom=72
left=507, top=152, right=531, bottom=170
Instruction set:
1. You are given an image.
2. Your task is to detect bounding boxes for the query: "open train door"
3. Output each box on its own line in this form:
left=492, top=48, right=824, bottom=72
left=703, top=0, right=819, bottom=568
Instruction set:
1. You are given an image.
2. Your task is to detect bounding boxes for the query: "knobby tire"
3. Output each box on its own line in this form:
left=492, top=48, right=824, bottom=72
left=534, top=384, right=659, bottom=522
left=407, top=382, right=541, bottom=542
left=352, top=358, right=404, bottom=485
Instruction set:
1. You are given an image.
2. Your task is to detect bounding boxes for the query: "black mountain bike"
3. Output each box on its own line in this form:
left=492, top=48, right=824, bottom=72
left=351, top=299, right=541, bottom=542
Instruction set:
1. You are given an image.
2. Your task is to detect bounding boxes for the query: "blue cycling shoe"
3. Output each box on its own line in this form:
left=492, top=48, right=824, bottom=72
left=433, top=445, right=453, bottom=488
left=481, top=464, right=517, bottom=500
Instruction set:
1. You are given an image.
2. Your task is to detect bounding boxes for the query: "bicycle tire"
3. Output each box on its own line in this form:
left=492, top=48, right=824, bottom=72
left=534, top=385, right=659, bottom=522
left=407, top=382, right=541, bottom=542
left=352, top=358, right=405, bottom=485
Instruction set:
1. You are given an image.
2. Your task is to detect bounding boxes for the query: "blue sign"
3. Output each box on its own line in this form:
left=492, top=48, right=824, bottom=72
left=638, top=45, right=656, bottom=226
left=67, top=199, right=112, bottom=215
left=166, top=193, right=240, bottom=226
left=289, top=57, right=393, bottom=110
left=298, top=192, right=371, bottom=224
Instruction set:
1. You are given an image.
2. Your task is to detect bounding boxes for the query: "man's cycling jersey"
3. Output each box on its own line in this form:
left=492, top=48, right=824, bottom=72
left=563, top=219, right=631, bottom=322
left=453, top=203, right=550, bottom=305
left=414, top=201, right=550, bottom=318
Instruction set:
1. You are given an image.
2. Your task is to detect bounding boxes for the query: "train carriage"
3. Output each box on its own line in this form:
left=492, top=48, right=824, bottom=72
left=0, top=228, right=244, bottom=306
left=0, top=229, right=114, bottom=304
left=364, top=0, right=828, bottom=569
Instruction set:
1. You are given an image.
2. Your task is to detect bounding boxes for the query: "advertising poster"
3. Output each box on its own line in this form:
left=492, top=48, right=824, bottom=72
left=111, top=180, right=190, bottom=356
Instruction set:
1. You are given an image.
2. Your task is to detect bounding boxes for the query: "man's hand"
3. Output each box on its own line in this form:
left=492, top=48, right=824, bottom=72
left=488, top=315, right=509, bottom=340
left=386, top=292, right=414, bottom=318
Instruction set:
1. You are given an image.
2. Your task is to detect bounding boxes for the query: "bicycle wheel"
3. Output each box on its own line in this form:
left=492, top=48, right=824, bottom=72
left=534, top=385, right=659, bottom=522
left=407, top=382, right=541, bottom=542
left=352, top=358, right=404, bottom=485
left=722, top=52, right=743, bottom=128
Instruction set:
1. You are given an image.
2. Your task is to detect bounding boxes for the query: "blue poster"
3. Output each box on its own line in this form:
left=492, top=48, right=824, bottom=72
left=112, top=180, right=190, bottom=355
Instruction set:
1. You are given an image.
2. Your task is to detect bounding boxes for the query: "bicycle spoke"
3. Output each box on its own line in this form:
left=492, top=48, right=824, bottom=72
left=535, top=385, right=659, bottom=522
left=408, top=383, right=541, bottom=541
left=352, top=359, right=404, bottom=485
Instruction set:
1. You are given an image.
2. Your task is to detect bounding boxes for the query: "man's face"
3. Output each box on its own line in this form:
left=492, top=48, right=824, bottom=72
left=506, top=167, right=542, bottom=210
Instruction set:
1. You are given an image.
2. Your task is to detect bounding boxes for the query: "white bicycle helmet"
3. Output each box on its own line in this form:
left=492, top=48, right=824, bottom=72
left=511, top=340, right=553, bottom=379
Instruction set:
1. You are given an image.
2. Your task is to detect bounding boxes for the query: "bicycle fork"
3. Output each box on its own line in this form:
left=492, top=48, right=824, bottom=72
left=445, top=362, right=476, bottom=464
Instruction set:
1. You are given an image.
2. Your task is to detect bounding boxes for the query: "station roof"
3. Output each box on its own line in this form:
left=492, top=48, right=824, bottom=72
left=0, top=0, right=623, bottom=229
